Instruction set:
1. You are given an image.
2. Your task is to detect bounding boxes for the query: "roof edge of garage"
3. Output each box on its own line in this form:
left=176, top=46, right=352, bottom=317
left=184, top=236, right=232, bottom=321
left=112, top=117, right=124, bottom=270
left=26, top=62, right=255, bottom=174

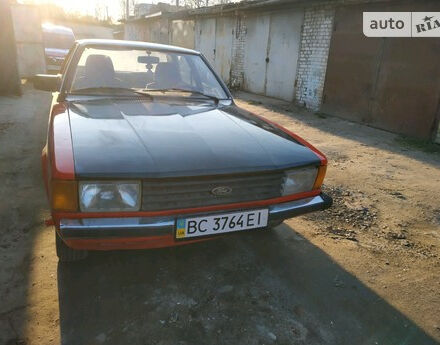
left=167, top=0, right=407, bottom=20
left=124, top=0, right=409, bottom=22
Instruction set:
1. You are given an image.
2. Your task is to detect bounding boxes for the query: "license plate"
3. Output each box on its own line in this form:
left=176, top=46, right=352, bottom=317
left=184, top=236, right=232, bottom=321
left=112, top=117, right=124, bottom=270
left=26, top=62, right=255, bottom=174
left=175, top=209, right=269, bottom=239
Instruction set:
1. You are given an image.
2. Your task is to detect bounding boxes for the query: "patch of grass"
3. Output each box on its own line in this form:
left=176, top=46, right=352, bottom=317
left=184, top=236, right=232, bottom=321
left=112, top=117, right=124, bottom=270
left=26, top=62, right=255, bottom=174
left=247, top=100, right=263, bottom=105
left=395, top=135, right=440, bottom=154
left=314, top=112, right=327, bottom=119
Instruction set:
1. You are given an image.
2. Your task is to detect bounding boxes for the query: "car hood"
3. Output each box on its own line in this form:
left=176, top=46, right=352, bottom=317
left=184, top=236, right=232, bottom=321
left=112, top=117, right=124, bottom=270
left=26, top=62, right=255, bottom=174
left=67, top=98, right=321, bottom=178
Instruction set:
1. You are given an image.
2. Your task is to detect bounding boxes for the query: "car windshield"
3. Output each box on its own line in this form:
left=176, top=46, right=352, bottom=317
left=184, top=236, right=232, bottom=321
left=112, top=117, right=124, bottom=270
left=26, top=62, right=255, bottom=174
left=69, top=47, right=229, bottom=99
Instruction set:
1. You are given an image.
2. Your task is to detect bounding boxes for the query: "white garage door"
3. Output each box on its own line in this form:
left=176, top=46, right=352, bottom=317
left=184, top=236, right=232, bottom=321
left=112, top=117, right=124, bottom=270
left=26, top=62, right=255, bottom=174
left=243, top=15, right=270, bottom=95
left=214, top=17, right=234, bottom=84
left=243, top=11, right=304, bottom=101
left=195, top=18, right=216, bottom=66
left=266, top=11, right=303, bottom=101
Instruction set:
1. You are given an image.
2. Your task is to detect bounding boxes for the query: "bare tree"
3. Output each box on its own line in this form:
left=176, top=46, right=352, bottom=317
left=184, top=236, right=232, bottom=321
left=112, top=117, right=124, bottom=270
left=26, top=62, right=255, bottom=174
left=182, top=0, right=203, bottom=8
left=94, top=1, right=103, bottom=21
left=120, top=0, right=129, bottom=19
left=183, top=0, right=234, bottom=8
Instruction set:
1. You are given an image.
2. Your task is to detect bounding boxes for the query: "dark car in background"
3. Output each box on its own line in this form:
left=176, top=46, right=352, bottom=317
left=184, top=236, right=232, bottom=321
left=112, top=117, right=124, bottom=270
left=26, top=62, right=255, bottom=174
left=42, top=23, right=75, bottom=73
left=34, top=39, right=331, bottom=261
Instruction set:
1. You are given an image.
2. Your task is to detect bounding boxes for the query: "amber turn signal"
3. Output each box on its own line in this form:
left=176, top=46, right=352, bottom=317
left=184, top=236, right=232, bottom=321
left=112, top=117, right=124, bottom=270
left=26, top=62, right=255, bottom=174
left=51, top=180, right=78, bottom=211
left=313, top=165, right=327, bottom=190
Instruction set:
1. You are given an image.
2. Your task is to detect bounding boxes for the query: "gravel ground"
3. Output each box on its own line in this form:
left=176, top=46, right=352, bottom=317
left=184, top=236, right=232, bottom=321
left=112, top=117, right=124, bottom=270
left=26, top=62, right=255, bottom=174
left=0, top=85, right=439, bottom=345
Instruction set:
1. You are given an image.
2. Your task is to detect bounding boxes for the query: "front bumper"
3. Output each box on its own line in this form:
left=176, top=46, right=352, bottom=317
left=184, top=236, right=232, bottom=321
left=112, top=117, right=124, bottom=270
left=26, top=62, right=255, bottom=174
left=59, top=193, right=332, bottom=242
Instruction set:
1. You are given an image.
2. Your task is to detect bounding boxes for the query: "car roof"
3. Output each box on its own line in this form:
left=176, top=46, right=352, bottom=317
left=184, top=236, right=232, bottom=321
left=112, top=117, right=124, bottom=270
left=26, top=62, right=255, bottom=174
left=42, top=23, right=75, bottom=36
left=76, top=39, right=200, bottom=55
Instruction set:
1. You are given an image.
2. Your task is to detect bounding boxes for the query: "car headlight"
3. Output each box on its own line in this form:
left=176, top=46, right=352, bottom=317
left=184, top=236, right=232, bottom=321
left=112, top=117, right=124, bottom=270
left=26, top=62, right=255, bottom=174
left=281, top=167, right=318, bottom=196
left=79, top=181, right=141, bottom=212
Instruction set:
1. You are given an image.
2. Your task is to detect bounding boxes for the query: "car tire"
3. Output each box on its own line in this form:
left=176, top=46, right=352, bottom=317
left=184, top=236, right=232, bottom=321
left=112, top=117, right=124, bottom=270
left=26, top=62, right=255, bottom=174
left=55, top=232, right=88, bottom=262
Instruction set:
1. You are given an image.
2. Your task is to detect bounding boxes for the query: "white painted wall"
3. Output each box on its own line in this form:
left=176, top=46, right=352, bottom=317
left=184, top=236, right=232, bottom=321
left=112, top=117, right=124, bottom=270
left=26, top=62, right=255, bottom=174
left=295, top=6, right=334, bottom=110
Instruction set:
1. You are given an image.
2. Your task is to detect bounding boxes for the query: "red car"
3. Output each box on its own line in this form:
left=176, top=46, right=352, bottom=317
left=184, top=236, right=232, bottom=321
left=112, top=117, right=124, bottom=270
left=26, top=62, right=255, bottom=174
left=35, top=39, right=331, bottom=261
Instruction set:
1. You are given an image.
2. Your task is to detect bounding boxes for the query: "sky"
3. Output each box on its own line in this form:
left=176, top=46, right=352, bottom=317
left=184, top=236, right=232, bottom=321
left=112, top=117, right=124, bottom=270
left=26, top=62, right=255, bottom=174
left=23, top=0, right=174, bottom=21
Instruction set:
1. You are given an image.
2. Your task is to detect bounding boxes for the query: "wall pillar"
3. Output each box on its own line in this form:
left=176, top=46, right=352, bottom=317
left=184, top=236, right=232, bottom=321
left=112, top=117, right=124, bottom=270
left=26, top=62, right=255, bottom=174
left=294, top=5, right=335, bottom=111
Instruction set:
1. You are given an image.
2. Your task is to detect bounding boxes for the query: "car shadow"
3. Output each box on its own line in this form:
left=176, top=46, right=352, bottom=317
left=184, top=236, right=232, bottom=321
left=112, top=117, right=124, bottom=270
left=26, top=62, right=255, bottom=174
left=57, top=224, right=437, bottom=345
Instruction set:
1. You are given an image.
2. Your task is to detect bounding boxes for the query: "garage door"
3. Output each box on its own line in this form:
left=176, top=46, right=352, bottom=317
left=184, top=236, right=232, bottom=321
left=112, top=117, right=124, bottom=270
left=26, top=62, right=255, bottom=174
left=214, top=17, right=234, bottom=84
left=195, top=18, right=216, bottom=66
left=243, top=15, right=270, bottom=95
left=322, top=3, right=440, bottom=139
left=266, top=11, right=303, bottom=101
left=243, top=11, right=303, bottom=101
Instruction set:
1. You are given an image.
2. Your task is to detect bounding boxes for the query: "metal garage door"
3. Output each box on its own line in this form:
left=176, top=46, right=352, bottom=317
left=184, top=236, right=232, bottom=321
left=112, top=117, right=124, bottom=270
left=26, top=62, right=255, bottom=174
left=322, top=3, right=440, bottom=140
left=266, top=11, right=303, bottom=101
left=243, top=11, right=303, bottom=101
left=214, top=17, right=234, bottom=84
left=195, top=18, right=216, bottom=66
left=243, top=15, right=270, bottom=95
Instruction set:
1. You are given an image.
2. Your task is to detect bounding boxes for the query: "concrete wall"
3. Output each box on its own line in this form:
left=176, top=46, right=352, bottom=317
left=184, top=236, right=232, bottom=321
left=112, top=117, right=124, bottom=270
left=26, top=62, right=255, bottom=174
left=11, top=4, right=46, bottom=78
left=0, top=0, right=21, bottom=95
left=294, top=5, right=335, bottom=111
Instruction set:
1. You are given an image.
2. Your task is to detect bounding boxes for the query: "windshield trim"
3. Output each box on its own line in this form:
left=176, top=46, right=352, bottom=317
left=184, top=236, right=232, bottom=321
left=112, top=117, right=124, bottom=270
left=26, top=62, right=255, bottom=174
left=59, top=44, right=233, bottom=102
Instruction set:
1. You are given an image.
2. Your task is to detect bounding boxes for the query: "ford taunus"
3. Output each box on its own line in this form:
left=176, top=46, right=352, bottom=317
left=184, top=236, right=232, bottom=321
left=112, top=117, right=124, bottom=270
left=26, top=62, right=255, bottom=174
left=34, top=39, right=332, bottom=261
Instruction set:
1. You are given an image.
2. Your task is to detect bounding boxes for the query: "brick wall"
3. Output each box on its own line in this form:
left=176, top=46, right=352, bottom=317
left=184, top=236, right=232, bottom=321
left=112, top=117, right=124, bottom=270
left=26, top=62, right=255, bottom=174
left=295, top=5, right=335, bottom=111
left=230, top=15, right=246, bottom=89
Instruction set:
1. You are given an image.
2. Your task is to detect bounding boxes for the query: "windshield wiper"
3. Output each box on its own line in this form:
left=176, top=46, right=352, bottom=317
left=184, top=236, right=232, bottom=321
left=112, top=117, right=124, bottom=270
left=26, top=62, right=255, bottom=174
left=143, top=88, right=220, bottom=104
left=70, top=87, right=153, bottom=99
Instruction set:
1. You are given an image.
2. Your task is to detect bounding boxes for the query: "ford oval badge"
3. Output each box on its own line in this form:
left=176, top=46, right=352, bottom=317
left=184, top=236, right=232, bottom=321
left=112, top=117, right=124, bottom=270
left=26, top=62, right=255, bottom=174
left=211, top=186, right=232, bottom=196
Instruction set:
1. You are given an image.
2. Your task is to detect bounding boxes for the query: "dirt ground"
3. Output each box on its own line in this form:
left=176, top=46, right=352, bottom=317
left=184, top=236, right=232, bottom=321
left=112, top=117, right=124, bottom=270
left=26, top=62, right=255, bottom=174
left=0, top=85, right=439, bottom=345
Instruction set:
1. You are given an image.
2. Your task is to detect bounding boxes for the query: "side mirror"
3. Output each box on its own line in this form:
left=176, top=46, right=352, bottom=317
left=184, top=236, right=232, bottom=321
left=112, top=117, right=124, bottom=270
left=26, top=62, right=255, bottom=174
left=33, top=74, right=61, bottom=92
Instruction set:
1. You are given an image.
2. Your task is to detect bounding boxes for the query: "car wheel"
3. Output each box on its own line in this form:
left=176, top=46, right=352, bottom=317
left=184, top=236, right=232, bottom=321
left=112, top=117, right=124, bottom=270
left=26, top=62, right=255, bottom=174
left=55, top=232, right=88, bottom=262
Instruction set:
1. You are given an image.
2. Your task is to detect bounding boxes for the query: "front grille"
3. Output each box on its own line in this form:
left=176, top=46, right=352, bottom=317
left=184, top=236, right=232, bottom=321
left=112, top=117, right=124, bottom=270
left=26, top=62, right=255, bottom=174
left=141, top=171, right=284, bottom=211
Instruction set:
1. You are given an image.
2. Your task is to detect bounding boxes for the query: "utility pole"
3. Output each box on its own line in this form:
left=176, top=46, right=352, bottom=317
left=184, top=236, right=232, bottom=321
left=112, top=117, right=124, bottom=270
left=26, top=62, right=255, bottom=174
left=126, top=0, right=129, bottom=20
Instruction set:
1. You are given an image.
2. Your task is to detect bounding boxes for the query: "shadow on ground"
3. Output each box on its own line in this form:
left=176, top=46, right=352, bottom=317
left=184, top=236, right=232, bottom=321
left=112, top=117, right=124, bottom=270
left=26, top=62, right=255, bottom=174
left=0, top=86, right=51, bottom=345
left=57, top=224, right=437, bottom=345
